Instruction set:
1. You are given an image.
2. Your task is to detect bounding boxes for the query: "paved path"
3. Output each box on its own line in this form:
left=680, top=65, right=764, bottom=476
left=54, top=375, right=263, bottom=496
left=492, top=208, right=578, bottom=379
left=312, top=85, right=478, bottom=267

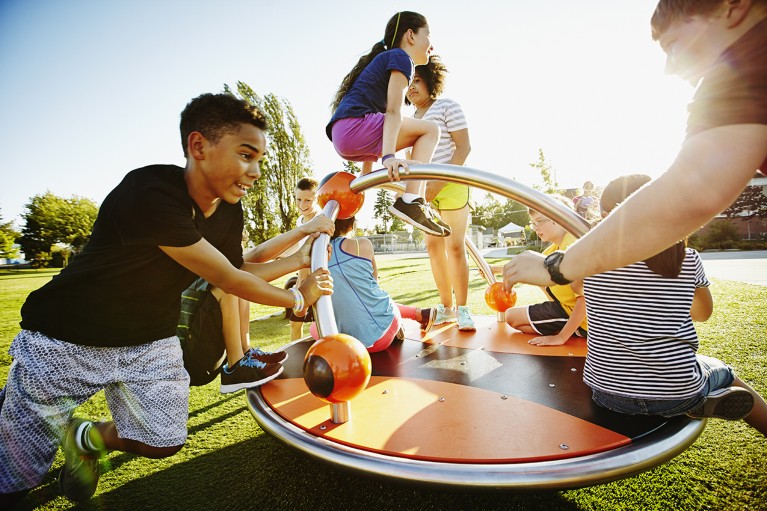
left=380, top=250, right=767, bottom=287
left=699, top=250, right=767, bottom=287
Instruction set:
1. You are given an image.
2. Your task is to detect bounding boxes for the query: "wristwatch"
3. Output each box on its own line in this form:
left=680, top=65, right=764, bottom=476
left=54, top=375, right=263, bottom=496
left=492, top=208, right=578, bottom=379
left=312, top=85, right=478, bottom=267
left=544, top=250, right=572, bottom=285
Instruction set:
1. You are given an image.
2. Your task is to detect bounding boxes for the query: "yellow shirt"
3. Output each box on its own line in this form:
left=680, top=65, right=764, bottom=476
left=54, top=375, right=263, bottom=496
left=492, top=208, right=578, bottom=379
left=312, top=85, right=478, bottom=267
left=542, top=233, right=588, bottom=331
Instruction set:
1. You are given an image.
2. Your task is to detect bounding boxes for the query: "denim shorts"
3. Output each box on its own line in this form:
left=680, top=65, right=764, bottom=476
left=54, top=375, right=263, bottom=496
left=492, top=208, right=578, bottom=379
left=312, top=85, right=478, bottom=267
left=330, top=113, right=385, bottom=162
left=591, top=354, right=736, bottom=417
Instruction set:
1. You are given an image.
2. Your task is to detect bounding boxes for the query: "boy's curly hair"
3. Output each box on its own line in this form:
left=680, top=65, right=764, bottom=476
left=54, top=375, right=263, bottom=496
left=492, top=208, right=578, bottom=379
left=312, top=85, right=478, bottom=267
left=180, top=93, right=268, bottom=156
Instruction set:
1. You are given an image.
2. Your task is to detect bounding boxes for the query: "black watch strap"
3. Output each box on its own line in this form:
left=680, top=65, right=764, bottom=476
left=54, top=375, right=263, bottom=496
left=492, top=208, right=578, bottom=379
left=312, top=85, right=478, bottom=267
left=544, top=250, right=572, bottom=285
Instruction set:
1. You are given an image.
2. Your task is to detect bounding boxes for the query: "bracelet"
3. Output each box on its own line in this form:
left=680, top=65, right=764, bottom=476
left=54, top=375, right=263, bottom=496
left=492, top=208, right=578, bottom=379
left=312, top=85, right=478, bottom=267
left=289, top=286, right=305, bottom=312
left=381, top=153, right=395, bottom=163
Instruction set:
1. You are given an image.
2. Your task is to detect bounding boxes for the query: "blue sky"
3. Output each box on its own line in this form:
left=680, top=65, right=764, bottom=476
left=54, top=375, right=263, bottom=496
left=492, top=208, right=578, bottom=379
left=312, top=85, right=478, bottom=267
left=0, top=0, right=694, bottom=229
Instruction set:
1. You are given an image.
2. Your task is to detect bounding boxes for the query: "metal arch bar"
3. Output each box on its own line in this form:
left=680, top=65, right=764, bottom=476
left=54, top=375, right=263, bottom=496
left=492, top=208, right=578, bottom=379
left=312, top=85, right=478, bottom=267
left=247, top=388, right=705, bottom=490
left=349, top=163, right=591, bottom=238
left=310, top=200, right=340, bottom=339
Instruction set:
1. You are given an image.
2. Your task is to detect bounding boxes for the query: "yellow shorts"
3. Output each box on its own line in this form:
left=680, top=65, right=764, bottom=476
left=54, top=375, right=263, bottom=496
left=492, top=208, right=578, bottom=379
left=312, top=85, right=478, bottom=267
left=431, top=183, right=470, bottom=211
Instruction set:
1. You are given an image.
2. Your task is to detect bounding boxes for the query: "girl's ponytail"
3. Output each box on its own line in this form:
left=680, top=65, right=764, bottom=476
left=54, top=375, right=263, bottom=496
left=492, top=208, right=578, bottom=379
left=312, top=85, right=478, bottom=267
left=331, top=41, right=387, bottom=112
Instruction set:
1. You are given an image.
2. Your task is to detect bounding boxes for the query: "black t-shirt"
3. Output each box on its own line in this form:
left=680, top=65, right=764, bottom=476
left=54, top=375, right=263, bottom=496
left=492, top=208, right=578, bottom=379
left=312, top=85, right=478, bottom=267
left=20, top=165, right=245, bottom=347
left=686, top=16, right=767, bottom=173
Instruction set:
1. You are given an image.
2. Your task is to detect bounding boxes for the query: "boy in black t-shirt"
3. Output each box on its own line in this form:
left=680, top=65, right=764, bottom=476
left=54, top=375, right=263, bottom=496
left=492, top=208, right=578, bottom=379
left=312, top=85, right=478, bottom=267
left=0, top=93, right=333, bottom=505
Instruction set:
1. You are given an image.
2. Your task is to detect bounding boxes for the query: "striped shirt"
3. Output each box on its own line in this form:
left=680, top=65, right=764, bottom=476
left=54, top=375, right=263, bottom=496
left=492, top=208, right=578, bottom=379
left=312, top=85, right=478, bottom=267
left=419, top=98, right=468, bottom=163
left=582, top=248, right=710, bottom=399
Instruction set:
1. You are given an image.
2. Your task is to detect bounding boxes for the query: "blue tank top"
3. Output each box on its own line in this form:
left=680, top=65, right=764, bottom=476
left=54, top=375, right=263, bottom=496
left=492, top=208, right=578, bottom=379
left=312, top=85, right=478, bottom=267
left=327, top=237, right=395, bottom=347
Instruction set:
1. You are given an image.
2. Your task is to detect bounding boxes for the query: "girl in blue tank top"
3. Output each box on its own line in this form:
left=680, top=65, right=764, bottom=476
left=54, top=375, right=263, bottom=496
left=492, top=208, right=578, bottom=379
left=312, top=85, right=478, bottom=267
left=309, top=215, right=436, bottom=352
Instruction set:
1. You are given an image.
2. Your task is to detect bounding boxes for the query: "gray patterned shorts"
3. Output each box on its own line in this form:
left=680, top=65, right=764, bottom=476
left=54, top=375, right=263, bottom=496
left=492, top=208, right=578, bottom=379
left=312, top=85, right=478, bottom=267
left=0, top=330, right=190, bottom=493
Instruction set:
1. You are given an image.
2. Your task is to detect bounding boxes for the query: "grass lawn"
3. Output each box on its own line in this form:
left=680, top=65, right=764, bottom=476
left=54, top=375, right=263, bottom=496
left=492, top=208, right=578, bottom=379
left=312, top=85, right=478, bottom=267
left=1, top=255, right=766, bottom=510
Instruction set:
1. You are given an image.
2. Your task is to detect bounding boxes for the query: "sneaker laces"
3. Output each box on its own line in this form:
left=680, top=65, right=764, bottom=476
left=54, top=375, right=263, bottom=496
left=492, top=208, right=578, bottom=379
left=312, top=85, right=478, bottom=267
left=238, top=355, right=267, bottom=369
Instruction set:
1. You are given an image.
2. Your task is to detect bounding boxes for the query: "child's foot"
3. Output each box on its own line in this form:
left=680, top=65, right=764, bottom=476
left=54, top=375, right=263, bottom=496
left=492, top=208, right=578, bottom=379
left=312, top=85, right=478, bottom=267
left=433, top=304, right=456, bottom=326
left=687, top=387, right=754, bottom=420
left=220, top=356, right=283, bottom=394
left=457, top=306, right=476, bottom=331
left=419, top=307, right=437, bottom=332
left=419, top=200, right=452, bottom=236
left=59, top=418, right=104, bottom=502
left=388, top=198, right=445, bottom=236
left=247, top=347, right=288, bottom=365
left=395, top=326, right=406, bottom=341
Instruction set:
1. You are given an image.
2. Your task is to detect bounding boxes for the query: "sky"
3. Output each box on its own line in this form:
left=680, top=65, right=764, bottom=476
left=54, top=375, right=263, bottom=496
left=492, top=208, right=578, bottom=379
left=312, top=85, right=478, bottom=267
left=0, top=0, right=695, bottom=230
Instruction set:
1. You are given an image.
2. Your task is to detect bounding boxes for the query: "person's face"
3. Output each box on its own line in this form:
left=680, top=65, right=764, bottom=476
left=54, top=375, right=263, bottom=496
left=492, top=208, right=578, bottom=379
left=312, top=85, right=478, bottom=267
left=658, top=12, right=726, bottom=84
left=411, top=25, right=433, bottom=66
left=529, top=212, right=560, bottom=243
left=294, top=188, right=317, bottom=218
left=200, top=124, right=266, bottom=204
left=407, top=74, right=431, bottom=107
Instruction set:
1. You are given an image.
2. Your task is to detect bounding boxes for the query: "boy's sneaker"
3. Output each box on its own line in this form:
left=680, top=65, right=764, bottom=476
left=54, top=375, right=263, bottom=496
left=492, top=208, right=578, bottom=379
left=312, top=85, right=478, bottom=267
left=457, top=306, right=476, bottom=331
left=220, top=356, right=284, bottom=394
left=388, top=198, right=445, bottom=237
left=247, top=347, right=288, bottom=365
left=59, top=418, right=104, bottom=502
left=419, top=308, right=437, bottom=332
left=687, top=387, right=754, bottom=420
left=433, top=304, right=456, bottom=326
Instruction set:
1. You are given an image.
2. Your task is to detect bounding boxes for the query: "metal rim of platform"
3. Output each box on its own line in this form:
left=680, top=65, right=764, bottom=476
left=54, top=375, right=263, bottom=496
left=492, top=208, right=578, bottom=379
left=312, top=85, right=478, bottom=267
left=247, top=385, right=705, bottom=490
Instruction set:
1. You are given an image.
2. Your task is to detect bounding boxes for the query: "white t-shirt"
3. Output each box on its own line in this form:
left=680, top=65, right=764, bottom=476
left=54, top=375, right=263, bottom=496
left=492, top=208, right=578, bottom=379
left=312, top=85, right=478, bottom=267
left=418, top=98, right=468, bottom=164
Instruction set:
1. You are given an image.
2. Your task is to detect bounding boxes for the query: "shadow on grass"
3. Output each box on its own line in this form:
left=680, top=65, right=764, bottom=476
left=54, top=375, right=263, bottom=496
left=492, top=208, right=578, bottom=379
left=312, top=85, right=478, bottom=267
left=74, top=435, right=581, bottom=511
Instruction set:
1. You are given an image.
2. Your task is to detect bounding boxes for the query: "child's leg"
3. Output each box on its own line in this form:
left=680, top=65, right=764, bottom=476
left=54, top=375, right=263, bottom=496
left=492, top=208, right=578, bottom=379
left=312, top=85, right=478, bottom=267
left=425, top=236, right=452, bottom=307
left=426, top=206, right=469, bottom=308
left=238, top=297, right=251, bottom=354
left=732, top=376, right=767, bottom=436
left=396, top=117, right=439, bottom=196
left=211, top=287, right=246, bottom=366
left=504, top=306, right=537, bottom=333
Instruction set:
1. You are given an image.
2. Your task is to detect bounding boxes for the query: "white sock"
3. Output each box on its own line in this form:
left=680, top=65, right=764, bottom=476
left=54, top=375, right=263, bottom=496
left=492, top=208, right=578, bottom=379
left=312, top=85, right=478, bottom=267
left=402, top=193, right=419, bottom=204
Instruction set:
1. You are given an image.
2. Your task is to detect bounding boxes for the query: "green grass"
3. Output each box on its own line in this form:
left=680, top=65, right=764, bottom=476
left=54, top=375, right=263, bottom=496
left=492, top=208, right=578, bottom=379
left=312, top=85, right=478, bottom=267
left=2, top=256, right=766, bottom=510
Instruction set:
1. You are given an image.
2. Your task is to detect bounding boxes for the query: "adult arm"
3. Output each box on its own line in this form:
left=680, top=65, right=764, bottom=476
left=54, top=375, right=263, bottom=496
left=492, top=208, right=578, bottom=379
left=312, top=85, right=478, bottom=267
left=504, top=124, right=767, bottom=289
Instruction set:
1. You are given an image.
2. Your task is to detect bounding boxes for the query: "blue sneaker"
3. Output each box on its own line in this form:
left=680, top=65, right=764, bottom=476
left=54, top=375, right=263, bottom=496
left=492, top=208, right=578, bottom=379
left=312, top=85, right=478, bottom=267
left=457, top=306, right=476, bottom=331
left=433, top=304, right=456, bottom=326
left=220, top=356, right=283, bottom=394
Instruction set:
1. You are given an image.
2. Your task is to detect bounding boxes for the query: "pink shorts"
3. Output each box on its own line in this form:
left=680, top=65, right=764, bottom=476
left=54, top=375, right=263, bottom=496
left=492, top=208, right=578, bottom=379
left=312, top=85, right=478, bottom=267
left=330, top=113, right=385, bottom=162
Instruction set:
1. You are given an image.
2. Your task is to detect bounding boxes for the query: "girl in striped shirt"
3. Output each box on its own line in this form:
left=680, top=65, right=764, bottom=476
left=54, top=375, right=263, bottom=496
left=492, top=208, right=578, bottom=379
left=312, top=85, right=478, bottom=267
left=579, top=174, right=766, bottom=436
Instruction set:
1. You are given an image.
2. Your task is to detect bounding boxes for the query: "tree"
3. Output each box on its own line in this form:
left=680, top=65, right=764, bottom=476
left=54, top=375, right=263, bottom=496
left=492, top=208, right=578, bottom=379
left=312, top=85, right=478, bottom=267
left=226, top=82, right=313, bottom=244
left=373, top=189, right=394, bottom=233
left=19, top=192, right=98, bottom=267
left=722, top=185, right=767, bottom=220
left=343, top=161, right=361, bottom=174
left=472, top=193, right=529, bottom=230
left=702, top=219, right=741, bottom=250
left=0, top=208, right=20, bottom=261
left=529, top=148, right=559, bottom=194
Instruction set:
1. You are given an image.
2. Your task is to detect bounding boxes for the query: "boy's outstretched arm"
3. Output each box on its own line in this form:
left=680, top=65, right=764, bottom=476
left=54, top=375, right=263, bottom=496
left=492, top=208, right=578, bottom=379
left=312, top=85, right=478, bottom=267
left=244, top=214, right=334, bottom=263
left=504, top=124, right=767, bottom=289
left=161, top=239, right=331, bottom=308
